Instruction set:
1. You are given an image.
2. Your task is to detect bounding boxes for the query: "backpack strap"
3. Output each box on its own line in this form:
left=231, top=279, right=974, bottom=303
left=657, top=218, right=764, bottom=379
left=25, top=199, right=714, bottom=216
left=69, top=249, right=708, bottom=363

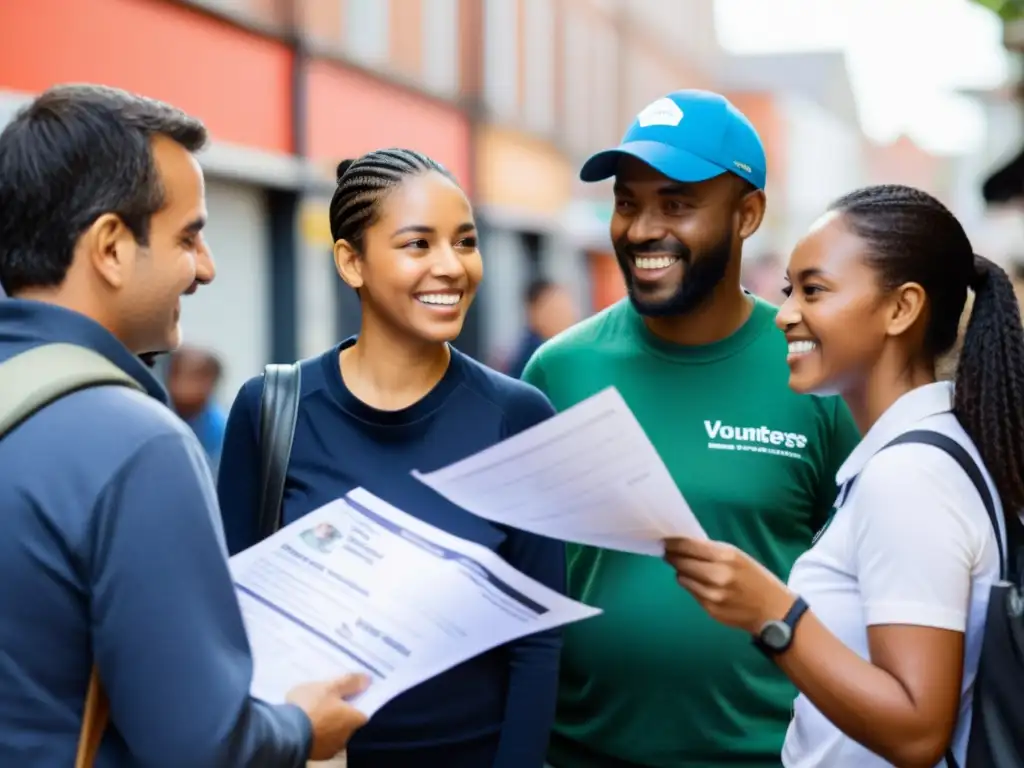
left=841, top=429, right=1003, bottom=768
left=0, top=343, right=143, bottom=436
left=0, top=343, right=145, bottom=768
left=257, top=363, right=302, bottom=542
left=75, top=666, right=107, bottom=768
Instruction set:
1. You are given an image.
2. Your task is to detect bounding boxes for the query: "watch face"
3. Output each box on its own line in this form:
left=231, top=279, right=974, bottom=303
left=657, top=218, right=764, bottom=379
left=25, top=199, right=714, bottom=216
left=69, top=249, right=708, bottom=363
left=761, top=621, right=792, bottom=650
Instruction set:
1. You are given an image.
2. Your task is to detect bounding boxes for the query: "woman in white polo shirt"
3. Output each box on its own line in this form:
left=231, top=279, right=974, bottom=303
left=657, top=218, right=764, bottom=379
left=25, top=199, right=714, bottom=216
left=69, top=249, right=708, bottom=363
left=664, top=183, right=1024, bottom=767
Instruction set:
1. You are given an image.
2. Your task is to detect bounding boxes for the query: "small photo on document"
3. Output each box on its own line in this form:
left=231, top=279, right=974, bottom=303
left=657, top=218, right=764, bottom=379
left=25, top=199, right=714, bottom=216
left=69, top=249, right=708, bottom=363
left=300, top=522, right=345, bottom=554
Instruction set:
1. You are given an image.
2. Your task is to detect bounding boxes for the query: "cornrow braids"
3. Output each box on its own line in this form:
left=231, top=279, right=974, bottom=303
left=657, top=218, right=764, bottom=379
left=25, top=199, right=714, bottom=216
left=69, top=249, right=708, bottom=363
left=328, top=148, right=455, bottom=254
left=830, top=183, right=1024, bottom=511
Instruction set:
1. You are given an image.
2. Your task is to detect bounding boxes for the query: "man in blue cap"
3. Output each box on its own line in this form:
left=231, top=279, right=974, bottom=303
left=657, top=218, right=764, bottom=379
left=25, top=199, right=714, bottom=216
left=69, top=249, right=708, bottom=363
left=523, top=90, right=861, bottom=766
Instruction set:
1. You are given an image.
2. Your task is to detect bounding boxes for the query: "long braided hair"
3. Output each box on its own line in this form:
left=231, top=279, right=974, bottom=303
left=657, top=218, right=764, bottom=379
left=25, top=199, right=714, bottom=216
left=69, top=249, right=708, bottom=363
left=830, top=184, right=1024, bottom=511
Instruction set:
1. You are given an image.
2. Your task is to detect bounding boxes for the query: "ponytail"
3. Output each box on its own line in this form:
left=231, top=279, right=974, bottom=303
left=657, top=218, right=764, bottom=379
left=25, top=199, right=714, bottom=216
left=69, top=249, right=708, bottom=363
left=954, top=255, right=1024, bottom=511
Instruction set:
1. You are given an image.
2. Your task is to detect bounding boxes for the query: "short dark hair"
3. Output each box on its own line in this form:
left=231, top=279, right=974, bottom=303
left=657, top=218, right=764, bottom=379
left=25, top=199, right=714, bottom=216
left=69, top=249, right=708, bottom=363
left=328, top=148, right=456, bottom=254
left=830, top=184, right=1024, bottom=511
left=525, top=278, right=555, bottom=306
left=0, top=83, right=207, bottom=295
left=170, top=346, right=223, bottom=381
left=732, top=175, right=758, bottom=198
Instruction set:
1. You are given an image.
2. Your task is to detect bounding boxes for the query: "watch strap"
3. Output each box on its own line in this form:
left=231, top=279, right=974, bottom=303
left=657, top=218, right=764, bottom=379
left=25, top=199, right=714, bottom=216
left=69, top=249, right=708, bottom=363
left=783, top=595, right=810, bottom=630
left=754, top=595, right=809, bottom=658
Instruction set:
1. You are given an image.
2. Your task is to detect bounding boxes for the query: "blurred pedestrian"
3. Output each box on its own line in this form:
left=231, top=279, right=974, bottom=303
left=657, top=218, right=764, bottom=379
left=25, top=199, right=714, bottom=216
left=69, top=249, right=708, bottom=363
left=0, top=83, right=367, bottom=766
left=523, top=90, right=861, bottom=768
left=505, top=278, right=578, bottom=379
left=218, top=148, right=563, bottom=768
left=167, top=345, right=227, bottom=472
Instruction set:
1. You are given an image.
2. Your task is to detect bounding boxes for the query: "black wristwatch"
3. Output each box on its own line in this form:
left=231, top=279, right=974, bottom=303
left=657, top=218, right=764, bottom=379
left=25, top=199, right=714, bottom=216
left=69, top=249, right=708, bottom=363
left=753, top=596, right=809, bottom=658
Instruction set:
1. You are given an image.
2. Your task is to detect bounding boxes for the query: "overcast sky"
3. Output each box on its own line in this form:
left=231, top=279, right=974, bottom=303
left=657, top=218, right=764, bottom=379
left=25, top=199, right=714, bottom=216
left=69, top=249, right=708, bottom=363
left=715, top=0, right=1012, bottom=154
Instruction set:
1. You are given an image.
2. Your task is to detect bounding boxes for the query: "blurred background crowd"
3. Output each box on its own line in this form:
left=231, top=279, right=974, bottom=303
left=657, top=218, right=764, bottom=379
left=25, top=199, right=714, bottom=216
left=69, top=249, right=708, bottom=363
left=4, top=0, right=1024, bottom=453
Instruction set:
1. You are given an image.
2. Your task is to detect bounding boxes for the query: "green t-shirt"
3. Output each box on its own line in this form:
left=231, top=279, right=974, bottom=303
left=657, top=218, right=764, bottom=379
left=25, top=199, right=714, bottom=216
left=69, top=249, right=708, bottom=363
left=523, top=298, right=860, bottom=768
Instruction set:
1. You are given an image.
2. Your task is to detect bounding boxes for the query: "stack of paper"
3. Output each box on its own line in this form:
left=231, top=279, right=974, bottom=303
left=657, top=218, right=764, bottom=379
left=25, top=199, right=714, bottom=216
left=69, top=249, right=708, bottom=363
left=230, top=488, right=600, bottom=716
left=412, top=386, right=705, bottom=556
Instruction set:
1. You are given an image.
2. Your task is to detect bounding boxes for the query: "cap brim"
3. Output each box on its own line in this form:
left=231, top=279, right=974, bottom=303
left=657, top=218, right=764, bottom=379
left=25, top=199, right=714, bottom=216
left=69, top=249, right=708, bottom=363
left=579, top=141, right=727, bottom=184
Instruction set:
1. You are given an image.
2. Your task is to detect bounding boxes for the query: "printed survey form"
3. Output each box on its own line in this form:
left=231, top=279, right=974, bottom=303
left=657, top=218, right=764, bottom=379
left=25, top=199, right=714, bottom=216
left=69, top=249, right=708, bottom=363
left=230, top=487, right=600, bottom=715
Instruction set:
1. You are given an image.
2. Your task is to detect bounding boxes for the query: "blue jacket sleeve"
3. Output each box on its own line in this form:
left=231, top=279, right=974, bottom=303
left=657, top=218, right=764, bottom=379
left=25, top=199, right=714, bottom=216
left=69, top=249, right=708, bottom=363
left=217, top=377, right=264, bottom=556
left=493, top=385, right=565, bottom=768
left=90, top=431, right=312, bottom=767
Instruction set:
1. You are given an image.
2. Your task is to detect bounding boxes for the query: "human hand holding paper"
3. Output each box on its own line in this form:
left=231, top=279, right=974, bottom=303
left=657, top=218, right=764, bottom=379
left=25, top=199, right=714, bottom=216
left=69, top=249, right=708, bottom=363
left=663, top=536, right=795, bottom=634
left=287, top=674, right=370, bottom=761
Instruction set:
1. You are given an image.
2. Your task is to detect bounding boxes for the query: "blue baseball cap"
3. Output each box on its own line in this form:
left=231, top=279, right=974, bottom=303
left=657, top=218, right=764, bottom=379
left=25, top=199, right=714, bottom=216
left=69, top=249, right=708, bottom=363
left=580, top=90, right=767, bottom=190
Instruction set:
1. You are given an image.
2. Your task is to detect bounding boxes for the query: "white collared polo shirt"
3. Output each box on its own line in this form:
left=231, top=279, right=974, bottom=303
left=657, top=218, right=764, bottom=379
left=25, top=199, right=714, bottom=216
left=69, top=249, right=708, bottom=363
left=782, top=381, right=1009, bottom=768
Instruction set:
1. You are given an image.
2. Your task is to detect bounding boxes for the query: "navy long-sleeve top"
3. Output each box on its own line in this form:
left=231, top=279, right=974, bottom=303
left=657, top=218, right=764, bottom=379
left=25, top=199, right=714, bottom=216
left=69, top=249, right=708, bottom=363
left=217, top=339, right=565, bottom=768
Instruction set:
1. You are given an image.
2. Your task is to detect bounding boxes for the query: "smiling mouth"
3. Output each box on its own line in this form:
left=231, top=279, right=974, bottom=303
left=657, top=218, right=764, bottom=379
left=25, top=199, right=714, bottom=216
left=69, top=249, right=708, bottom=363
left=787, top=340, right=818, bottom=361
left=416, top=292, right=463, bottom=308
left=633, top=255, right=681, bottom=270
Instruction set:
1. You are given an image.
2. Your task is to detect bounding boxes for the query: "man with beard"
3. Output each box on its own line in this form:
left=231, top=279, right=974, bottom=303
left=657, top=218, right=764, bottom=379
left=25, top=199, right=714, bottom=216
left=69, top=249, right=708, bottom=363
left=523, top=90, right=861, bottom=768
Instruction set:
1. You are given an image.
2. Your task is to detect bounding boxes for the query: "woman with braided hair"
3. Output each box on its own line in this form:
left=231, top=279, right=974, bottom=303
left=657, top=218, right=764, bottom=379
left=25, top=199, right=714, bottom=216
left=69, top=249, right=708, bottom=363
left=662, top=184, right=1024, bottom=766
left=218, top=148, right=563, bottom=767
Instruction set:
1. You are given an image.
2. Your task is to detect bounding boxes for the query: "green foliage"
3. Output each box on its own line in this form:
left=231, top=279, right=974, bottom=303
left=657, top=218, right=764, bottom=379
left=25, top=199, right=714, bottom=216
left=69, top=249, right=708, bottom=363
left=973, top=0, right=1024, bottom=21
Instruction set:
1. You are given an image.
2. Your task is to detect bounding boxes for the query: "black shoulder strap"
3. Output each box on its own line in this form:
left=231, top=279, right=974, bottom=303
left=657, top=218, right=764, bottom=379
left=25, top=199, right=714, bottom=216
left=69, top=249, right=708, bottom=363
left=864, top=429, right=1004, bottom=768
left=257, top=363, right=301, bottom=542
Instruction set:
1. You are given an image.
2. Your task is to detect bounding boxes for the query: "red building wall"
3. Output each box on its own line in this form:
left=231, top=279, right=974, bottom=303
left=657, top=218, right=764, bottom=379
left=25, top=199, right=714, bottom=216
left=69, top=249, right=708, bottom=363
left=0, top=0, right=471, bottom=188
